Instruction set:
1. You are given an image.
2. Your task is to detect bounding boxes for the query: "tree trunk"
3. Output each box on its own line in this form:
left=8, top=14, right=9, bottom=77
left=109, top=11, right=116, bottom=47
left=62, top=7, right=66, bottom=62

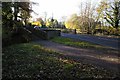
left=14, top=2, right=19, bottom=21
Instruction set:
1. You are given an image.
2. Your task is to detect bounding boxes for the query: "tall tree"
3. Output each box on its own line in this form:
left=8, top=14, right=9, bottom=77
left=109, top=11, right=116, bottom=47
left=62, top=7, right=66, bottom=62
left=96, top=0, right=120, bottom=32
left=2, top=0, right=36, bottom=37
left=79, top=1, right=96, bottom=34
left=19, top=2, right=33, bottom=25
left=96, top=0, right=109, bottom=24
left=13, top=1, right=33, bottom=24
left=104, top=0, right=120, bottom=29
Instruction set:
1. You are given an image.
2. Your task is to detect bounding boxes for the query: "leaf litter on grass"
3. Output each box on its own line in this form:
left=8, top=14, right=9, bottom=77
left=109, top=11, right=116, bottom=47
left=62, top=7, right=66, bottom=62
left=2, top=43, right=119, bottom=79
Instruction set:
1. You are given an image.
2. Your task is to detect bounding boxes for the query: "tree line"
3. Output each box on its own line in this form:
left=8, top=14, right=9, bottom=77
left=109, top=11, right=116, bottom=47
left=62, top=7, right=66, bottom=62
left=2, top=0, right=120, bottom=40
left=65, top=0, right=120, bottom=35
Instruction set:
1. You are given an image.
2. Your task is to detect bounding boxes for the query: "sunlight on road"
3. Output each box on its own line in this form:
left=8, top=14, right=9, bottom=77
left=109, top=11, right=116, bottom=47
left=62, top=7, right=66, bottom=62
left=83, top=55, right=120, bottom=64
left=100, top=57, right=120, bottom=63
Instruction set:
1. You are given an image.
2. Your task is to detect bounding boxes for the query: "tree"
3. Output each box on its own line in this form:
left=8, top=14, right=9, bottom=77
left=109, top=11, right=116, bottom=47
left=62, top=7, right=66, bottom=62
left=65, top=14, right=78, bottom=29
left=65, top=13, right=96, bottom=34
left=13, top=1, right=33, bottom=25
left=53, top=19, right=58, bottom=28
left=36, top=17, right=44, bottom=26
left=46, top=18, right=58, bottom=28
left=96, top=0, right=120, bottom=35
left=104, top=0, right=120, bottom=29
left=78, top=1, right=96, bottom=34
left=46, top=18, right=53, bottom=27
left=43, top=12, right=47, bottom=22
left=96, top=0, right=109, bottom=24
left=2, top=2, right=13, bottom=27
left=2, top=1, right=39, bottom=46
left=19, top=2, right=33, bottom=25
left=2, top=1, right=35, bottom=38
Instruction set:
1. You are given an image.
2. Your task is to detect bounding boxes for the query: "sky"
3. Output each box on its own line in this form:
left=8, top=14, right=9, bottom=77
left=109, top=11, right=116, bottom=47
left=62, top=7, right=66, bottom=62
left=30, top=0, right=101, bottom=22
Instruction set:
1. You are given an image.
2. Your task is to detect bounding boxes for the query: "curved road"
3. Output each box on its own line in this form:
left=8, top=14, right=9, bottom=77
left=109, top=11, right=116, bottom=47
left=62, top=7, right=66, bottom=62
left=61, top=33, right=120, bottom=49
left=34, top=40, right=120, bottom=74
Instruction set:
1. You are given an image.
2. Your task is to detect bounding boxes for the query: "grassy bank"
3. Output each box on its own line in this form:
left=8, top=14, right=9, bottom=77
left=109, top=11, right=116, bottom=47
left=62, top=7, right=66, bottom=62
left=51, top=37, right=118, bottom=51
left=2, top=43, right=118, bottom=79
left=51, top=37, right=119, bottom=57
left=52, top=37, right=103, bottom=48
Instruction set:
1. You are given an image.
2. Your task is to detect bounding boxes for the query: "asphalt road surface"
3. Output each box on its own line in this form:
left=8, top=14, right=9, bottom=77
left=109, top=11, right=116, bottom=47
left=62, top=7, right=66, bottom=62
left=61, top=33, right=120, bottom=49
left=34, top=40, right=120, bottom=74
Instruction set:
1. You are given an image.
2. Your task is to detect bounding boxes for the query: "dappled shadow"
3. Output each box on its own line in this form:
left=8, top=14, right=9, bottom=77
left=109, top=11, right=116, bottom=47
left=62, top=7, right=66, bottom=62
left=34, top=40, right=120, bottom=73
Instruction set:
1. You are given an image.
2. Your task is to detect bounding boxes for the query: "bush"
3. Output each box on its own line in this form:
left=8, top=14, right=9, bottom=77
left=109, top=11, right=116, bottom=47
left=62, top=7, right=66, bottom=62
left=93, top=29, right=109, bottom=35
left=61, top=29, right=72, bottom=33
left=2, top=27, right=33, bottom=47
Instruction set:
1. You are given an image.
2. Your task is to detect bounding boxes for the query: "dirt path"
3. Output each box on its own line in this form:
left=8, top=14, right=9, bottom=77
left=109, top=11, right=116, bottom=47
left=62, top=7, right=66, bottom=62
left=33, top=40, right=120, bottom=74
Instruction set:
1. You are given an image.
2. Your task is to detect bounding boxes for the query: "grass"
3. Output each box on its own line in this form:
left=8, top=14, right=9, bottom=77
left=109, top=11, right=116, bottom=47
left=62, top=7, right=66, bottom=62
left=51, top=37, right=105, bottom=49
left=2, top=43, right=118, bottom=79
left=51, top=37, right=119, bottom=52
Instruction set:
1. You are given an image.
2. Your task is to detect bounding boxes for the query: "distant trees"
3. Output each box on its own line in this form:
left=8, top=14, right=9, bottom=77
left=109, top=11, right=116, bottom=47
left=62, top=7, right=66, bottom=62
left=65, top=14, right=80, bottom=29
left=53, top=19, right=58, bottom=28
left=36, top=17, right=44, bottom=26
left=65, top=1, right=96, bottom=34
left=65, top=0, right=120, bottom=35
left=65, top=14, right=95, bottom=34
left=46, top=18, right=58, bottom=28
left=46, top=18, right=53, bottom=27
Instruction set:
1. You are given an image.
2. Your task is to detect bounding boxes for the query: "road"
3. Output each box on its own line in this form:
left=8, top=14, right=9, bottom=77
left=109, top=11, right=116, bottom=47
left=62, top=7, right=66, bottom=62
left=61, top=33, right=120, bottom=49
left=34, top=40, right=120, bottom=74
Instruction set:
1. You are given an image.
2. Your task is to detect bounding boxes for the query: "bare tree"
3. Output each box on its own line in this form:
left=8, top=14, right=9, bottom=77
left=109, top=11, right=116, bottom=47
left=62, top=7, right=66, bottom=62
left=78, top=1, right=96, bottom=34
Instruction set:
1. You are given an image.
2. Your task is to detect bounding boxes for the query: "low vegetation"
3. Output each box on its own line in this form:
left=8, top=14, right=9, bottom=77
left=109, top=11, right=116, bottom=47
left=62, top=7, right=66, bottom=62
left=51, top=37, right=108, bottom=49
left=2, top=43, right=119, bottom=79
left=51, top=37, right=119, bottom=55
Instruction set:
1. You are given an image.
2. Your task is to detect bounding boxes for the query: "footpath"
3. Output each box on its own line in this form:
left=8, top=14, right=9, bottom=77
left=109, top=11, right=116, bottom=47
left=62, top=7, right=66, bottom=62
left=33, top=40, right=120, bottom=74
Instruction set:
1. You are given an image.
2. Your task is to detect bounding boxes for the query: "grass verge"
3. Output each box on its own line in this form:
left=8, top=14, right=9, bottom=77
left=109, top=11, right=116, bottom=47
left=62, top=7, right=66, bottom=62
left=51, top=37, right=119, bottom=53
left=2, top=43, right=118, bottom=79
left=51, top=37, right=107, bottom=49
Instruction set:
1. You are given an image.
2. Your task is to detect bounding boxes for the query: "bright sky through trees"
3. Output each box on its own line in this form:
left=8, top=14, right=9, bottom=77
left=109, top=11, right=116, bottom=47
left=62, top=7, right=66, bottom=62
left=30, top=0, right=101, bottom=21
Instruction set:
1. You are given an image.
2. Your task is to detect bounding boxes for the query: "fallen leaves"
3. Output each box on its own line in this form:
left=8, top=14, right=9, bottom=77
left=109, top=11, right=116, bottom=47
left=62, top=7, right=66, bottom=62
left=2, top=43, right=119, bottom=79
